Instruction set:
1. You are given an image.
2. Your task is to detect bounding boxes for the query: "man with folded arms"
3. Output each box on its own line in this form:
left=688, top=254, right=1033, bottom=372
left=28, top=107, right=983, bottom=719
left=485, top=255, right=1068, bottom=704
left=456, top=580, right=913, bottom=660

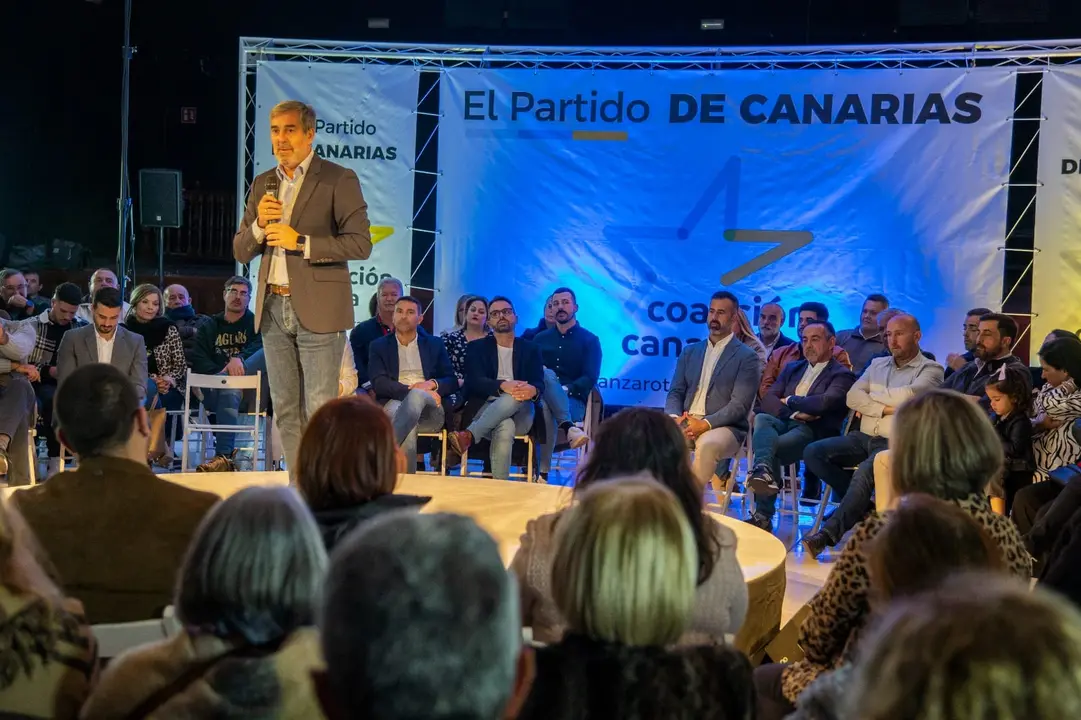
left=369, top=296, right=457, bottom=467
left=449, top=296, right=544, bottom=480
left=745, top=321, right=856, bottom=530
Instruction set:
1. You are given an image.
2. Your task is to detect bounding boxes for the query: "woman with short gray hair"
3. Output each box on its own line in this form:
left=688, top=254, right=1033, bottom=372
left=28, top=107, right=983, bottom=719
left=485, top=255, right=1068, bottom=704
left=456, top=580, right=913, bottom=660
left=81, top=486, right=329, bottom=718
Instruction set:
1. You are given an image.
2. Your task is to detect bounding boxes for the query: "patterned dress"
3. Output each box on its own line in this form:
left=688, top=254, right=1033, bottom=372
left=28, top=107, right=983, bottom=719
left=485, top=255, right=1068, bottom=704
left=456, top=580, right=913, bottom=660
left=439, top=327, right=492, bottom=409
left=1032, top=379, right=1081, bottom=480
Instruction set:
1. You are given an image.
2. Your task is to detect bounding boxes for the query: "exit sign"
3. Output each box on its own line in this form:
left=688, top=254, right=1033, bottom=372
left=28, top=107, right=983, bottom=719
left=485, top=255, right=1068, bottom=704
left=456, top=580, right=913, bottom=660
left=181, top=107, right=197, bottom=124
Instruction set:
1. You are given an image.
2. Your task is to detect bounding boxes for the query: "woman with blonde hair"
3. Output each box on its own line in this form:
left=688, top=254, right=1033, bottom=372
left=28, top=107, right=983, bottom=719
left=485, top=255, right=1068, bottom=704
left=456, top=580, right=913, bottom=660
left=755, top=389, right=1031, bottom=720
left=847, top=573, right=1081, bottom=720
left=0, top=501, right=97, bottom=718
left=518, top=477, right=754, bottom=720
left=82, top=486, right=328, bottom=718
left=511, top=407, right=747, bottom=645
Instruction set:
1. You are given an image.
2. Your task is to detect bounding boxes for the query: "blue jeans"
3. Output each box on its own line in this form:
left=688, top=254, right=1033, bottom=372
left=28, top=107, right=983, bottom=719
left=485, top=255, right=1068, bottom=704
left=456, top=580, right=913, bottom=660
left=468, top=394, right=535, bottom=480
left=385, top=390, right=446, bottom=466
left=261, top=295, right=345, bottom=478
left=538, top=368, right=585, bottom=474
left=803, top=431, right=889, bottom=543
left=201, top=349, right=268, bottom=455
left=751, top=414, right=817, bottom=518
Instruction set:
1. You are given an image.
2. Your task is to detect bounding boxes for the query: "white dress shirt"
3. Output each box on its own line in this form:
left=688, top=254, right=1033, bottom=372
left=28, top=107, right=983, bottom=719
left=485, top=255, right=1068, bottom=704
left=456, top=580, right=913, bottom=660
left=96, top=331, right=116, bottom=366
left=496, top=345, right=515, bottom=382
left=397, top=335, right=426, bottom=387
left=689, top=333, right=733, bottom=419
left=794, top=360, right=829, bottom=397
left=253, top=149, right=316, bottom=287
left=847, top=352, right=944, bottom=438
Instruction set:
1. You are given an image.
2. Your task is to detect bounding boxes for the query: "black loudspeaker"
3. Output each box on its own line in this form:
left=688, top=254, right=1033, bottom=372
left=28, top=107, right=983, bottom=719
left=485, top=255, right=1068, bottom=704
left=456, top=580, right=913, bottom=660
left=139, top=169, right=183, bottom=228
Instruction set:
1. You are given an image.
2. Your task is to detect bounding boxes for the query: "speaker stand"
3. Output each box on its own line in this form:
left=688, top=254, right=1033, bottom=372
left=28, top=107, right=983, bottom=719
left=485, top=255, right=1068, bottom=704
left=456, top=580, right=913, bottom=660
left=156, top=226, right=165, bottom=288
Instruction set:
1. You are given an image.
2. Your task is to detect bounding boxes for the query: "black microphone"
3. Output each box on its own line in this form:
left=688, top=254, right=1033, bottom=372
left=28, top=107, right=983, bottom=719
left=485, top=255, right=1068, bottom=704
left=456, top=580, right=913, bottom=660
left=264, top=175, right=280, bottom=224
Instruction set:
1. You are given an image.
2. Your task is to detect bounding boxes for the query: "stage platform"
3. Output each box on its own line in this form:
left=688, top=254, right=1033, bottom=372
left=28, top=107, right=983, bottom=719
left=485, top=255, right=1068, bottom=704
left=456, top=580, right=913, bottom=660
left=3, top=469, right=832, bottom=657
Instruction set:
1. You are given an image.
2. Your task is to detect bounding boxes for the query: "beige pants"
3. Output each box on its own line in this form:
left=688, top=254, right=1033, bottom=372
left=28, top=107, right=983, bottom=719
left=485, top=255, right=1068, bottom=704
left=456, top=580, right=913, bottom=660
left=691, top=425, right=742, bottom=489
left=873, top=449, right=893, bottom=513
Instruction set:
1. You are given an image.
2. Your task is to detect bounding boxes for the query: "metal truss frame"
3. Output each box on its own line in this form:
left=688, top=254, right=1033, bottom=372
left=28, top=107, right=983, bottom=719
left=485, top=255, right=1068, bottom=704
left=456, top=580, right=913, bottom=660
left=238, top=38, right=1081, bottom=316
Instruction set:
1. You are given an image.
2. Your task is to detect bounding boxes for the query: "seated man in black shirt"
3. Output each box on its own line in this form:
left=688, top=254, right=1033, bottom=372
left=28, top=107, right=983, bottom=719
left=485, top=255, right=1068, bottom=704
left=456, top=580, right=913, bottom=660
left=944, top=312, right=1029, bottom=412
left=532, top=288, right=601, bottom=478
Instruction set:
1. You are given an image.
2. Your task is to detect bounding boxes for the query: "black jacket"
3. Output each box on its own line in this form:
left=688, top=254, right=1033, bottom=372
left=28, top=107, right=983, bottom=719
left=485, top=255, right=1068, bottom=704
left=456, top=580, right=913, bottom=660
left=311, top=494, right=430, bottom=552
left=759, top=358, right=857, bottom=439
left=463, top=336, right=545, bottom=401
left=994, top=411, right=1036, bottom=473
left=368, top=332, right=457, bottom=402
left=944, top=354, right=1029, bottom=413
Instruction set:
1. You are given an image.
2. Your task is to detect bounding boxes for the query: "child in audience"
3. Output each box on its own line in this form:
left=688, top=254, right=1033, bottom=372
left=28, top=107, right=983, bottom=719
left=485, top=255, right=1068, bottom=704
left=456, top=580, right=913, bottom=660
left=984, top=364, right=1035, bottom=514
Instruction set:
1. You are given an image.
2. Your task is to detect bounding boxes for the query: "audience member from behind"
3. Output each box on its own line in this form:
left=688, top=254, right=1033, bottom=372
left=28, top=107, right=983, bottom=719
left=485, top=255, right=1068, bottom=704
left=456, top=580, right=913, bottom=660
left=512, top=407, right=747, bottom=645
left=75, top=267, right=129, bottom=323
left=9, top=363, right=218, bottom=623
left=0, top=501, right=97, bottom=719
left=315, top=512, right=533, bottom=720
left=163, top=283, right=212, bottom=364
left=757, top=389, right=1030, bottom=715
left=757, top=302, right=794, bottom=358
left=298, top=395, right=427, bottom=551
left=945, top=306, right=992, bottom=378
left=787, top=495, right=1004, bottom=720
left=12, top=281, right=86, bottom=476
left=835, top=293, right=889, bottom=372
left=82, top=486, right=328, bottom=718
left=348, top=276, right=403, bottom=391
left=984, top=364, right=1036, bottom=514
left=846, top=574, right=1081, bottom=720
left=57, top=286, right=148, bottom=402
left=666, top=290, right=762, bottom=489
left=518, top=478, right=754, bottom=720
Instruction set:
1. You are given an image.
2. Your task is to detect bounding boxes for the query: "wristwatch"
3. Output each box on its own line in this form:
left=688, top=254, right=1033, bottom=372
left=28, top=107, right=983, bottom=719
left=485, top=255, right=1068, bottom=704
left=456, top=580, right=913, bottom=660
left=297, top=235, right=308, bottom=254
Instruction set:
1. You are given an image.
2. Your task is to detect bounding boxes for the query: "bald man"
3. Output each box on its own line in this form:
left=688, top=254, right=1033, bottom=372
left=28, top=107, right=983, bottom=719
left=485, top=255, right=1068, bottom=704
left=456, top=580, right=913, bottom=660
left=76, top=268, right=129, bottom=324
left=800, top=313, right=944, bottom=557
left=164, top=284, right=212, bottom=364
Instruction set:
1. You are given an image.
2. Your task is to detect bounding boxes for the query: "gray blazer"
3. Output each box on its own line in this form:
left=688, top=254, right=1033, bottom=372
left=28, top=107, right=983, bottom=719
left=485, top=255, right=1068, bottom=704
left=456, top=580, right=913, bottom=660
left=57, top=325, right=148, bottom=401
left=233, top=154, right=373, bottom=335
left=664, top=337, right=762, bottom=440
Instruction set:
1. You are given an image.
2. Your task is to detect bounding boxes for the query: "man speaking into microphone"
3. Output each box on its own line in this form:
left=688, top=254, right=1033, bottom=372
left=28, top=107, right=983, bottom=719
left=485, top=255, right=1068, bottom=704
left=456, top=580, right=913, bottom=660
left=234, top=100, right=372, bottom=477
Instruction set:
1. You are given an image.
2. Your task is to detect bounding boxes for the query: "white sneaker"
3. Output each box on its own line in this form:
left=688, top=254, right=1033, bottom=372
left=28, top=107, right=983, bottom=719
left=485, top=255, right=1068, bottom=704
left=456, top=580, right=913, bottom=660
left=567, top=426, right=590, bottom=450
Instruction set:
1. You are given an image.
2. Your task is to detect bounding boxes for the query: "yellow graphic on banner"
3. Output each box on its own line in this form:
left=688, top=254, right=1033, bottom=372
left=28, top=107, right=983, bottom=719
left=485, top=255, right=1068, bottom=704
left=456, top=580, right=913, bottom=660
left=371, top=226, right=395, bottom=244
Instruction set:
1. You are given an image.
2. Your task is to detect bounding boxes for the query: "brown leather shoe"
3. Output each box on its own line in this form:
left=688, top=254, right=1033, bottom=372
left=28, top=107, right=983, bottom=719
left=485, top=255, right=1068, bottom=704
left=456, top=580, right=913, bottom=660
left=448, top=431, right=473, bottom=455
left=196, top=449, right=238, bottom=473
left=0, top=451, right=8, bottom=477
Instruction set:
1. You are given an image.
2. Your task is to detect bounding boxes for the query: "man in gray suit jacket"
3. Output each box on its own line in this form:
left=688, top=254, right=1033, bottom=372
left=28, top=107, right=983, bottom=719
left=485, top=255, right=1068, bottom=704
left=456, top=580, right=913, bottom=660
left=234, top=100, right=373, bottom=477
left=666, top=291, right=763, bottom=488
left=57, top=287, right=147, bottom=403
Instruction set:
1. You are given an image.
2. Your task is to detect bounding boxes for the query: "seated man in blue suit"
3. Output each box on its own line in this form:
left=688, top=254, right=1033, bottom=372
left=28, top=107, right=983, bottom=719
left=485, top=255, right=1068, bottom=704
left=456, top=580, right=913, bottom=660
left=665, top=290, right=763, bottom=489
left=449, top=296, right=544, bottom=480
left=369, top=296, right=457, bottom=466
left=745, top=321, right=857, bottom=530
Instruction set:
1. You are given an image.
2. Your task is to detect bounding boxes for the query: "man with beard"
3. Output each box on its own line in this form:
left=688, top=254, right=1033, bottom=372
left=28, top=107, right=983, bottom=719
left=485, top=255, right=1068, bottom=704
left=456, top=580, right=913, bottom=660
left=449, top=296, right=544, bottom=480
left=533, top=288, right=599, bottom=478
left=11, top=282, right=86, bottom=475
left=801, top=313, right=943, bottom=557
left=945, top=307, right=994, bottom=379
left=944, top=312, right=1029, bottom=412
left=57, top=287, right=147, bottom=401
left=189, top=276, right=267, bottom=472
left=1, top=269, right=47, bottom=320
left=369, top=296, right=457, bottom=467
left=665, top=291, right=762, bottom=489
left=756, top=302, right=794, bottom=358
left=349, top=277, right=404, bottom=392
left=758, top=302, right=851, bottom=401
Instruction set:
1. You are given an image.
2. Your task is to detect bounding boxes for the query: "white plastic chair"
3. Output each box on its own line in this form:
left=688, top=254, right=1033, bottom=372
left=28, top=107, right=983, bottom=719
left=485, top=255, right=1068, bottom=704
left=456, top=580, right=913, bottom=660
left=416, top=430, right=448, bottom=475
left=461, top=434, right=536, bottom=482
left=181, top=370, right=266, bottom=472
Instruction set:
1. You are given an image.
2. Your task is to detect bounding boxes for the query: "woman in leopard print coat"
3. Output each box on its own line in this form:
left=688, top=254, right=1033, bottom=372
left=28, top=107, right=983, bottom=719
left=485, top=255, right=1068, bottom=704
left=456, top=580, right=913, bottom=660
left=755, top=389, right=1031, bottom=719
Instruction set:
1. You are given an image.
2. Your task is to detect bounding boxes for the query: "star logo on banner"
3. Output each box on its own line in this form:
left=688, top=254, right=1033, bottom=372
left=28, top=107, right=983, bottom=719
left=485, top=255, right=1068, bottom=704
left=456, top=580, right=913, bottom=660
left=603, top=156, right=813, bottom=288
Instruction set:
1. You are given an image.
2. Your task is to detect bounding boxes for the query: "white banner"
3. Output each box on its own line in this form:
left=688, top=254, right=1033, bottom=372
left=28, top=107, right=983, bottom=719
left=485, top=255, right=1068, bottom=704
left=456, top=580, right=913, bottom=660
left=436, top=68, right=1016, bottom=405
left=1032, top=67, right=1081, bottom=359
left=248, top=62, right=419, bottom=321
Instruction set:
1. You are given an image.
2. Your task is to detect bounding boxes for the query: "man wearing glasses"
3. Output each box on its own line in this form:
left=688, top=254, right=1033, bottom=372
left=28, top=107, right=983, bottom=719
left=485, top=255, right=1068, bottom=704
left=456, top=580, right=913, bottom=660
left=449, top=296, right=544, bottom=480
left=1, top=268, right=48, bottom=321
left=188, top=276, right=267, bottom=472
